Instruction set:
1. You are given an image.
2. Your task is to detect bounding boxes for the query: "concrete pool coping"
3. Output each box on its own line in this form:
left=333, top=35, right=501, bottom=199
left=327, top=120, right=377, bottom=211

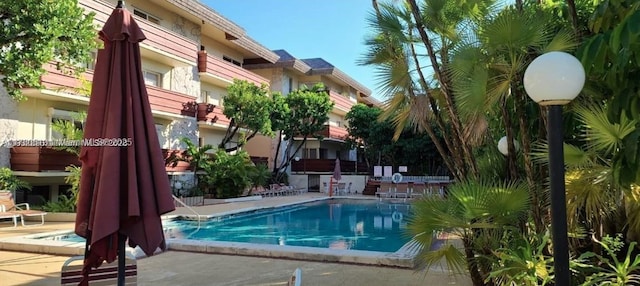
left=0, top=195, right=421, bottom=268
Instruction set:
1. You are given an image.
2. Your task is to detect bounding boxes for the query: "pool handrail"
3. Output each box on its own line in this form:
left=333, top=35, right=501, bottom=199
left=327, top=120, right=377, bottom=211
left=172, top=195, right=202, bottom=229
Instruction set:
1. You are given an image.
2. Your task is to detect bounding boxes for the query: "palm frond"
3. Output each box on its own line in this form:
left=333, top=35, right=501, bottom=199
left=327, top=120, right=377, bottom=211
left=531, top=141, right=596, bottom=168
left=416, top=242, right=468, bottom=274
left=542, top=28, right=580, bottom=53
left=574, top=104, right=638, bottom=155
left=565, top=168, right=618, bottom=226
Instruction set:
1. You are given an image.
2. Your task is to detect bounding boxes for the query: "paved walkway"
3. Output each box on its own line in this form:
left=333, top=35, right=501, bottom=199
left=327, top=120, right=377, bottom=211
left=0, top=194, right=472, bottom=286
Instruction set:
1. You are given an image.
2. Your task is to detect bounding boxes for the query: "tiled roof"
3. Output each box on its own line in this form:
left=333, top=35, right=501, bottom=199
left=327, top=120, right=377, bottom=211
left=301, top=58, right=334, bottom=70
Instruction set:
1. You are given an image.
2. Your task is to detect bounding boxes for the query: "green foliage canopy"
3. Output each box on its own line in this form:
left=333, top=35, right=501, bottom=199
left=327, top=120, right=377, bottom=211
left=220, top=80, right=273, bottom=152
left=0, top=0, right=98, bottom=100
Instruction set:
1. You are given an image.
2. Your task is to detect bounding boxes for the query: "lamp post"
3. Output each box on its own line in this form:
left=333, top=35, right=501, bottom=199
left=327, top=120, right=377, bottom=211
left=523, top=51, right=585, bottom=285
left=498, top=136, right=519, bottom=180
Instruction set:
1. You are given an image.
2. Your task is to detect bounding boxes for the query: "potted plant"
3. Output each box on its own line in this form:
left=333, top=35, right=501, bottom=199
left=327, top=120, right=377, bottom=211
left=196, top=103, right=215, bottom=121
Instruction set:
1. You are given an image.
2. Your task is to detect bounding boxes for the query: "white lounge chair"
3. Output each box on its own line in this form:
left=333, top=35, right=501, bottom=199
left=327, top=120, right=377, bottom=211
left=0, top=205, right=20, bottom=228
left=0, top=192, right=47, bottom=226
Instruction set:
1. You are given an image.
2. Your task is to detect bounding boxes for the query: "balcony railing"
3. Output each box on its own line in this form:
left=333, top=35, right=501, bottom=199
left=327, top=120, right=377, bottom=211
left=197, top=51, right=269, bottom=87
left=35, top=63, right=196, bottom=117
left=329, top=90, right=355, bottom=113
left=316, top=125, right=349, bottom=141
left=200, top=105, right=231, bottom=126
left=10, top=147, right=80, bottom=172
left=10, top=147, right=191, bottom=172
left=291, top=159, right=368, bottom=174
left=79, top=0, right=198, bottom=64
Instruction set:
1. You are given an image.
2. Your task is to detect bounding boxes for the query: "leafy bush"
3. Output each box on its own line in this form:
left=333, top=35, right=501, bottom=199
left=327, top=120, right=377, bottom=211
left=42, top=165, right=80, bottom=213
left=575, top=234, right=640, bottom=285
left=0, top=167, right=31, bottom=192
left=249, top=163, right=271, bottom=189
left=205, top=150, right=252, bottom=199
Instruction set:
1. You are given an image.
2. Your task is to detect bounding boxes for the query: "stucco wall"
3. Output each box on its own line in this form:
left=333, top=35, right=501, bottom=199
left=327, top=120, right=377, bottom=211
left=0, top=83, right=18, bottom=168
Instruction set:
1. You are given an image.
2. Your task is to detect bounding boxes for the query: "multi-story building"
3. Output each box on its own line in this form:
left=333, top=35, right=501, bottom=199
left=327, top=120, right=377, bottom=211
left=243, top=50, right=377, bottom=192
left=0, top=0, right=375, bottom=203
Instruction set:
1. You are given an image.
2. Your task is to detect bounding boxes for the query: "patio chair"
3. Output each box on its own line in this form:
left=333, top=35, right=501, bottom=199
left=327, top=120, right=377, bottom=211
left=410, top=182, right=426, bottom=199
left=394, top=184, right=410, bottom=202
left=0, top=192, right=47, bottom=226
left=61, top=254, right=137, bottom=285
left=0, top=205, right=20, bottom=228
left=375, top=182, right=394, bottom=200
left=287, top=268, right=302, bottom=286
left=335, top=183, right=347, bottom=196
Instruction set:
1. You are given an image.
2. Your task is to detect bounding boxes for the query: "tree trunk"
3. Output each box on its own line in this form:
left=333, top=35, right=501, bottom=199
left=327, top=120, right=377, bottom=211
left=500, top=97, right=518, bottom=181
left=462, top=237, right=487, bottom=286
left=513, top=86, right=545, bottom=233
left=407, top=0, right=478, bottom=179
left=566, top=0, right=581, bottom=40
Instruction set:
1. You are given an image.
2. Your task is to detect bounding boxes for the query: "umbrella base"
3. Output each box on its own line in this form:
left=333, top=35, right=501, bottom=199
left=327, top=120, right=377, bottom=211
left=61, top=254, right=137, bottom=285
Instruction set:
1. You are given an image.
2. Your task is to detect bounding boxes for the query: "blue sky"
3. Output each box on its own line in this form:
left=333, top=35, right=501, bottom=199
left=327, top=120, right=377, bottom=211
left=203, top=0, right=381, bottom=100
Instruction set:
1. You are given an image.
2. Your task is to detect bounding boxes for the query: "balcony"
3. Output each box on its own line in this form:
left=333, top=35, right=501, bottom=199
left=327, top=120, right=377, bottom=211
left=198, top=51, right=269, bottom=87
left=330, top=90, right=356, bottom=114
left=318, top=125, right=349, bottom=141
left=198, top=105, right=232, bottom=128
left=79, top=0, right=198, bottom=65
left=10, top=147, right=80, bottom=172
left=9, top=147, right=191, bottom=173
left=291, top=159, right=368, bottom=174
left=25, top=63, right=196, bottom=118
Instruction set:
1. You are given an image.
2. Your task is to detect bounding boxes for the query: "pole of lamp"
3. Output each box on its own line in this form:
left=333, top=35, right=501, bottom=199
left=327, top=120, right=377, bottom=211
left=547, top=105, right=570, bottom=285
left=523, top=51, right=585, bottom=286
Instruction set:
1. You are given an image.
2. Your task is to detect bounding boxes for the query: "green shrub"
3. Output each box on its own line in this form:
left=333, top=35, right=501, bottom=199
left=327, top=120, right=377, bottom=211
left=205, top=150, right=252, bottom=199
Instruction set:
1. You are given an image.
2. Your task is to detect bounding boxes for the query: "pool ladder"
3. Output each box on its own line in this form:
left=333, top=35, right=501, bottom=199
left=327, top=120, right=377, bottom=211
left=172, top=195, right=203, bottom=229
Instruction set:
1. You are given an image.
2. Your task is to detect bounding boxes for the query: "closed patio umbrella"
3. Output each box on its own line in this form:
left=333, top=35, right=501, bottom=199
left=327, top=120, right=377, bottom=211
left=332, top=158, right=342, bottom=182
left=74, top=1, right=175, bottom=285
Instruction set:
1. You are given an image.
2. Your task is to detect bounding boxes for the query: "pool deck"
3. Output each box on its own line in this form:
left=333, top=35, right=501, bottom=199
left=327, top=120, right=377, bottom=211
left=0, top=193, right=472, bottom=286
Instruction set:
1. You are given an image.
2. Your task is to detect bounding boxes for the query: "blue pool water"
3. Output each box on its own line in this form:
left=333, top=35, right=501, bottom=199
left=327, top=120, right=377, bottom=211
left=45, top=199, right=413, bottom=253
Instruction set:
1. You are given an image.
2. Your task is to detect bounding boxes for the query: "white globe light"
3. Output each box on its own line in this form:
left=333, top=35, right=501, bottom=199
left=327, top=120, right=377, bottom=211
left=523, top=51, right=585, bottom=105
left=497, top=136, right=519, bottom=156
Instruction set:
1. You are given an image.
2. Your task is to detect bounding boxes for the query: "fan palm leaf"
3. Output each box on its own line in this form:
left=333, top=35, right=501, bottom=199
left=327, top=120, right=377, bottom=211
left=407, top=179, right=529, bottom=274
left=574, top=103, right=638, bottom=155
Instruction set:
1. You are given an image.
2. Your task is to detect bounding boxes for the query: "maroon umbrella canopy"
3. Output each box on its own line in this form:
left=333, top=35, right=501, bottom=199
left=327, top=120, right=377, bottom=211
left=74, top=5, right=175, bottom=278
left=333, top=158, right=342, bottom=181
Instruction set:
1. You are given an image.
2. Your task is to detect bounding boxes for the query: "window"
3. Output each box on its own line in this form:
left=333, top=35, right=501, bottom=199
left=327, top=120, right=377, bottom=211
left=143, top=70, right=162, bottom=87
left=133, top=9, right=160, bottom=24
left=83, top=51, right=97, bottom=70
left=48, top=108, right=84, bottom=140
left=155, top=123, right=166, bottom=148
left=200, top=90, right=210, bottom=103
left=288, top=77, right=293, bottom=94
left=335, top=121, right=342, bottom=127
left=222, top=56, right=242, bottom=67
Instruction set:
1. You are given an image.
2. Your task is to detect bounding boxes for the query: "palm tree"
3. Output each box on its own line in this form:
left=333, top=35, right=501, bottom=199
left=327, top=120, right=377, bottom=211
left=407, top=179, right=529, bottom=286
left=179, top=137, right=214, bottom=194
left=448, top=4, right=580, bottom=233
left=532, top=102, right=640, bottom=244
left=362, top=0, right=496, bottom=180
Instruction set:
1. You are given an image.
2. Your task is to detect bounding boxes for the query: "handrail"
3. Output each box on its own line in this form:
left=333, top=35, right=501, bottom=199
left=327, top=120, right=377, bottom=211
left=172, top=195, right=202, bottom=229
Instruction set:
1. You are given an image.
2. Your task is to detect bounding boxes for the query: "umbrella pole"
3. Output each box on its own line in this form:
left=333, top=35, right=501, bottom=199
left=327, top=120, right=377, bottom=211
left=118, top=233, right=126, bottom=286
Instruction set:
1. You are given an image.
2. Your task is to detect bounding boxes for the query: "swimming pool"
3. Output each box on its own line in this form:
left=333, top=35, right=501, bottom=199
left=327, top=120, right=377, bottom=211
left=1, top=198, right=421, bottom=268
left=165, top=199, right=412, bottom=252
